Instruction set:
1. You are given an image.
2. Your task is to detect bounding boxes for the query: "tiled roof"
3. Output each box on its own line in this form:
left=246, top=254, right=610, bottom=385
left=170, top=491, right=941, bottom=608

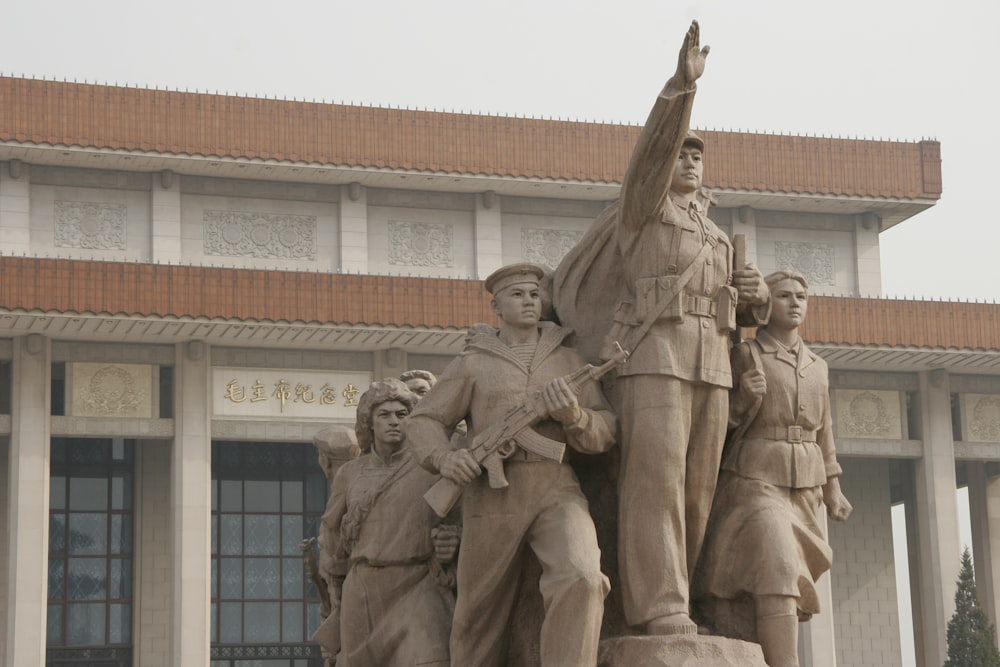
left=0, top=76, right=941, bottom=200
left=1, top=257, right=995, bottom=352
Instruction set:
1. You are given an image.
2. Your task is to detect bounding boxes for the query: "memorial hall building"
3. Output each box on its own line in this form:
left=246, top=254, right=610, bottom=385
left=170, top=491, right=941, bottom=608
left=2, top=75, right=999, bottom=667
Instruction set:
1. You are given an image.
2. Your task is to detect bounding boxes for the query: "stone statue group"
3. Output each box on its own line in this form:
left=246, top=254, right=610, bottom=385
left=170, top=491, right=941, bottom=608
left=304, top=21, right=852, bottom=667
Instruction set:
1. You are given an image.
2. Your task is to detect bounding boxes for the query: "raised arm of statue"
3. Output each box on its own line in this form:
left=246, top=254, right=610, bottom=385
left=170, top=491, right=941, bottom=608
left=619, top=20, right=709, bottom=232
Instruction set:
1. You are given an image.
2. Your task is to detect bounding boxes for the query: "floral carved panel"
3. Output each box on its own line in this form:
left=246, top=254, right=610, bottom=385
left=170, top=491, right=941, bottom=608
left=964, top=394, right=1000, bottom=442
left=834, top=389, right=903, bottom=439
left=775, top=241, right=835, bottom=286
left=54, top=201, right=127, bottom=250
left=521, top=228, right=584, bottom=269
left=204, top=210, right=316, bottom=259
left=69, top=362, right=153, bottom=419
left=388, top=221, right=453, bottom=267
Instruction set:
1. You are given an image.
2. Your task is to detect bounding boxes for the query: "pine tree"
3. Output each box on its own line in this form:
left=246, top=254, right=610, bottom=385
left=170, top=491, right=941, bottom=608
left=944, top=547, right=1000, bottom=667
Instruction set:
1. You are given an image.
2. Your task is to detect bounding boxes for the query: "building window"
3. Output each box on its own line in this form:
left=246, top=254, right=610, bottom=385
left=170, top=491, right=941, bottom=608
left=210, top=441, right=326, bottom=665
left=47, top=438, right=134, bottom=667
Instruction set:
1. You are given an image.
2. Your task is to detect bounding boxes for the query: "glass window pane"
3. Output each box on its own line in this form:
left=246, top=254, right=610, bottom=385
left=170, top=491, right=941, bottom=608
left=244, top=558, right=281, bottom=599
left=48, top=560, right=66, bottom=600
left=219, top=601, right=242, bottom=643
left=68, top=558, right=107, bottom=601
left=109, top=558, right=132, bottom=599
left=245, top=515, right=280, bottom=556
left=220, top=515, right=242, bottom=555
left=305, top=473, right=326, bottom=513
left=244, top=602, right=281, bottom=642
left=212, top=479, right=218, bottom=511
left=282, top=557, right=303, bottom=599
left=211, top=559, right=218, bottom=597
left=110, top=514, right=132, bottom=555
left=307, top=601, right=321, bottom=639
left=49, top=515, right=66, bottom=554
left=69, top=477, right=108, bottom=511
left=211, top=515, right=218, bottom=555
left=47, top=604, right=63, bottom=645
left=282, top=601, right=303, bottom=642
left=211, top=602, right=218, bottom=644
left=220, top=558, right=242, bottom=599
left=67, top=602, right=106, bottom=645
left=68, top=513, right=108, bottom=555
left=110, top=472, right=132, bottom=510
left=109, top=602, right=131, bottom=644
left=220, top=479, right=242, bottom=512
left=282, top=480, right=303, bottom=513
left=282, top=515, right=304, bottom=556
left=50, top=476, right=66, bottom=510
left=244, top=480, right=280, bottom=513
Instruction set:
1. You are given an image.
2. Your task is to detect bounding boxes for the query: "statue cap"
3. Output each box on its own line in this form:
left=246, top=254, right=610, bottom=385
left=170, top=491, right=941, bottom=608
left=684, top=130, right=705, bottom=152
left=485, top=263, right=545, bottom=295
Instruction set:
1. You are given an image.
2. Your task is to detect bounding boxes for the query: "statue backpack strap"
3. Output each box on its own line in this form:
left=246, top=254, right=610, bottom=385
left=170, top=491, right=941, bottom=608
left=620, top=235, right=718, bottom=356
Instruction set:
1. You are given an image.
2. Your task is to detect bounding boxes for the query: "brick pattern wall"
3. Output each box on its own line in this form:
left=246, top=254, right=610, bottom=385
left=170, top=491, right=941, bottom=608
left=136, top=441, right=171, bottom=667
left=829, top=459, right=902, bottom=667
left=0, top=76, right=941, bottom=201
left=3, top=256, right=1000, bottom=352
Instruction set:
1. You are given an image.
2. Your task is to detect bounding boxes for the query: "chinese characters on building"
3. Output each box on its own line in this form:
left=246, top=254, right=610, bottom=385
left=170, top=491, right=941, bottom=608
left=213, top=369, right=372, bottom=421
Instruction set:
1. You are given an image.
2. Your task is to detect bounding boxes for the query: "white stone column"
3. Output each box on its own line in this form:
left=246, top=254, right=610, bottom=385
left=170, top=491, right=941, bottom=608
left=4, top=334, right=51, bottom=667
left=474, top=191, right=503, bottom=279
left=729, top=205, right=759, bottom=265
left=968, top=462, right=1000, bottom=645
left=910, top=369, right=961, bottom=666
left=854, top=214, right=882, bottom=297
left=799, top=510, right=837, bottom=667
left=170, top=341, right=212, bottom=666
left=340, top=183, right=369, bottom=274
left=0, top=160, right=31, bottom=255
left=151, top=171, right=182, bottom=263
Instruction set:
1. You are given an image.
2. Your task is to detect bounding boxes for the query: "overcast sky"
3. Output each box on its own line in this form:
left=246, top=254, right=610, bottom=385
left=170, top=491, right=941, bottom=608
left=4, top=0, right=998, bottom=301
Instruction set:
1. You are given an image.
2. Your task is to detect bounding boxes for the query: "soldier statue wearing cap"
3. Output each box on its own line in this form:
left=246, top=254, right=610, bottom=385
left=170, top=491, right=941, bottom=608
left=406, top=262, right=617, bottom=667
left=612, top=20, right=771, bottom=637
left=553, top=21, right=770, bottom=637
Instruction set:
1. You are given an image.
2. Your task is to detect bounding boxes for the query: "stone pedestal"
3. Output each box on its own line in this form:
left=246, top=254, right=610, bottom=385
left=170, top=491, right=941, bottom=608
left=598, top=635, right=767, bottom=667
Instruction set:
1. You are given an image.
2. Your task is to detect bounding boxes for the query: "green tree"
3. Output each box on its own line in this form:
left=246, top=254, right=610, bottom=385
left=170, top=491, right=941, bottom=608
left=945, top=547, right=1000, bottom=667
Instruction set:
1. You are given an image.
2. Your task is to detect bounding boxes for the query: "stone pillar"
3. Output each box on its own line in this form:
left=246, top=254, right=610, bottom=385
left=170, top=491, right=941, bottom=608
left=151, top=170, right=182, bottom=263
left=375, top=348, right=407, bottom=382
left=135, top=441, right=173, bottom=667
left=798, top=512, right=836, bottom=667
left=854, top=214, right=882, bottom=297
left=0, top=160, right=31, bottom=255
left=968, top=462, right=1000, bottom=645
left=729, top=206, right=758, bottom=265
left=170, top=340, right=212, bottom=666
left=474, top=191, right=503, bottom=279
left=4, top=334, right=51, bottom=667
left=910, top=370, right=961, bottom=667
left=340, top=183, right=369, bottom=274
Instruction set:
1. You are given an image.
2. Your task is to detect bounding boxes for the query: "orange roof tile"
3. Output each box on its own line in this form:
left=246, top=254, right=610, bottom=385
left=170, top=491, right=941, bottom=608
left=1, top=257, right=995, bottom=351
left=0, top=76, right=940, bottom=200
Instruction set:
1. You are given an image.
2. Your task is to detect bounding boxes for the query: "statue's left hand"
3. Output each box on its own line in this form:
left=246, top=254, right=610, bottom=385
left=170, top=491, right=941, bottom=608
left=733, top=263, right=768, bottom=306
left=431, top=524, right=462, bottom=562
left=542, top=377, right=583, bottom=425
left=823, top=478, right=853, bottom=522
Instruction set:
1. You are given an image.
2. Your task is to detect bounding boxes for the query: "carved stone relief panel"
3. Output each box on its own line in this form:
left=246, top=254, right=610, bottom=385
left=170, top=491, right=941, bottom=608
left=54, top=201, right=127, bottom=250
left=963, top=393, right=1000, bottom=442
left=834, top=389, right=903, bottom=439
left=69, top=362, right=154, bottom=419
left=775, top=241, right=835, bottom=286
left=388, top=221, right=453, bottom=267
left=521, top=228, right=584, bottom=269
left=204, top=210, right=316, bottom=259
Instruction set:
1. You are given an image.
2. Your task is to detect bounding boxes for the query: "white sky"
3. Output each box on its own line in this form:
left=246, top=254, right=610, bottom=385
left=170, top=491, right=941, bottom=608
left=4, top=0, right=999, bottom=301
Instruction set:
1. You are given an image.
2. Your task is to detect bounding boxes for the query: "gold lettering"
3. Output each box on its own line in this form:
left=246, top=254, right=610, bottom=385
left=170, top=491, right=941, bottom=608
left=343, top=383, right=361, bottom=407
left=295, top=383, right=316, bottom=404
left=250, top=379, right=268, bottom=403
left=319, top=383, right=338, bottom=406
left=223, top=379, right=247, bottom=403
